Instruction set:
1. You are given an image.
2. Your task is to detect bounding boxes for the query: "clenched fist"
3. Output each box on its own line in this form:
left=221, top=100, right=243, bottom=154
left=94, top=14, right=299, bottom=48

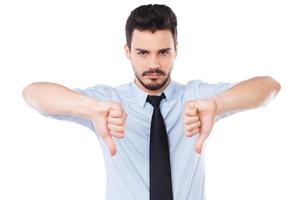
left=88, top=100, right=127, bottom=156
left=183, top=98, right=218, bottom=154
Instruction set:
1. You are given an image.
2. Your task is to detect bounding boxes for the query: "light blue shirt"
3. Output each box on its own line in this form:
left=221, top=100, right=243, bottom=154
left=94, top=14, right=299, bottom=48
left=40, top=79, right=238, bottom=200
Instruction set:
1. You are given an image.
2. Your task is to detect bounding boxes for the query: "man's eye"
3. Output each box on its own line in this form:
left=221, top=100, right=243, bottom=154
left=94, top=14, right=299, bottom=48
left=138, top=52, right=148, bottom=56
left=160, top=51, right=169, bottom=56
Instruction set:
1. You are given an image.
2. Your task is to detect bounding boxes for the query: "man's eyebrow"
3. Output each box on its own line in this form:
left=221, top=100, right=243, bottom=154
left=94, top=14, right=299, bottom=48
left=135, top=48, right=149, bottom=52
left=134, top=48, right=172, bottom=52
left=158, top=48, right=172, bottom=52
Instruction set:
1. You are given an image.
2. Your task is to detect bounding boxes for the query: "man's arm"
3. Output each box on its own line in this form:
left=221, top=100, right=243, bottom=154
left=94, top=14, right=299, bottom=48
left=212, top=76, right=281, bottom=116
left=22, top=82, right=95, bottom=119
left=22, top=82, right=127, bottom=156
left=183, top=76, right=281, bottom=154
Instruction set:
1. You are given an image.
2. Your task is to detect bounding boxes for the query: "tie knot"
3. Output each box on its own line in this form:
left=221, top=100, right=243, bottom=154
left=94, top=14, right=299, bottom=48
left=146, top=93, right=166, bottom=108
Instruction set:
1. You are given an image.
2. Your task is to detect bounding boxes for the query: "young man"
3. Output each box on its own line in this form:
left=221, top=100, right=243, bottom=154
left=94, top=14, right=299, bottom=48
left=22, top=4, right=281, bottom=200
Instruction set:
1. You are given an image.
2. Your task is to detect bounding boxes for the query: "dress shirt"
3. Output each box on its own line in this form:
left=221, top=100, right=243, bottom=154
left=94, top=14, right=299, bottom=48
left=39, top=79, right=239, bottom=200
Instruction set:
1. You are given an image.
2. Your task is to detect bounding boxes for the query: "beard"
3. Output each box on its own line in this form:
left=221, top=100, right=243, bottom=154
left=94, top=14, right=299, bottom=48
left=135, top=68, right=171, bottom=91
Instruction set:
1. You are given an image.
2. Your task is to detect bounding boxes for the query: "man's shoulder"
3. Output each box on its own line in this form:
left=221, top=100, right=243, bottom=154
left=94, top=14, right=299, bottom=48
left=115, top=81, right=132, bottom=89
left=186, top=79, right=204, bottom=85
left=90, top=82, right=131, bottom=91
left=92, top=82, right=132, bottom=96
left=184, top=79, right=238, bottom=99
left=176, top=79, right=205, bottom=90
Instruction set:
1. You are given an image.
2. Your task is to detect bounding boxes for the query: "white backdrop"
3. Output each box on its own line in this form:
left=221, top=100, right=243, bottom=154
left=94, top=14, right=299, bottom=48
left=1, top=0, right=299, bottom=199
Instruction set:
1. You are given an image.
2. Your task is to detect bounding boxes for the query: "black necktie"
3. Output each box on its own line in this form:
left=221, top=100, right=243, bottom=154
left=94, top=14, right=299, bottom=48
left=146, top=93, right=173, bottom=200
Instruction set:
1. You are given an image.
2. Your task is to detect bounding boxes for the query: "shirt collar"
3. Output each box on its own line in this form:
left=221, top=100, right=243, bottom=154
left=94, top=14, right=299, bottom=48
left=131, top=79, right=175, bottom=109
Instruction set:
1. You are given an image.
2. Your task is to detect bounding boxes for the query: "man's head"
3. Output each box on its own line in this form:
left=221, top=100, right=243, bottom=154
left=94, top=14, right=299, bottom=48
left=124, top=4, right=178, bottom=93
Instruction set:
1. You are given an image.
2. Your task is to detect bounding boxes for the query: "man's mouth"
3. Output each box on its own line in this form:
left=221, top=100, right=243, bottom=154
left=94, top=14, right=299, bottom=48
left=146, top=73, right=161, bottom=78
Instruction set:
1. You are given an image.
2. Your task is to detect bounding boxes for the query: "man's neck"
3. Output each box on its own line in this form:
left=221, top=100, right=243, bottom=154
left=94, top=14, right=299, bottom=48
left=134, top=78, right=171, bottom=95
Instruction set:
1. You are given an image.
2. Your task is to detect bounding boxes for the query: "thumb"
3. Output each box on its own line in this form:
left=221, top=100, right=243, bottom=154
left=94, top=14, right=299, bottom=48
left=93, top=116, right=117, bottom=156
left=194, top=132, right=208, bottom=154
left=199, top=115, right=214, bottom=137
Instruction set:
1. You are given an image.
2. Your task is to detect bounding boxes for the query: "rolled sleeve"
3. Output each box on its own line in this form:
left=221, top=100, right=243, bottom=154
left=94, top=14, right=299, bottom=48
left=187, top=79, right=240, bottom=122
left=38, top=85, right=107, bottom=132
left=213, top=81, right=240, bottom=122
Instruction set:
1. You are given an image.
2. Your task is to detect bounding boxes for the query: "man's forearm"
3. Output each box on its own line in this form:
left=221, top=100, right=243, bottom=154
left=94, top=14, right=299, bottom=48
left=22, top=82, right=95, bottom=119
left=213, top=76, right=281, bottom=116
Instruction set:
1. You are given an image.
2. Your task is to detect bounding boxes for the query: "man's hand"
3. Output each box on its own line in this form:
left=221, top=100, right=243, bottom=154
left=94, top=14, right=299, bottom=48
left=183, top=98, right=218, bottom=154
left=88, top=100, right=127, bottom=156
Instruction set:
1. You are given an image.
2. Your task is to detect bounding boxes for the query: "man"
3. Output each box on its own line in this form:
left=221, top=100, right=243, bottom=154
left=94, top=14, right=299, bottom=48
left=22, top=4, right=281, bottom=200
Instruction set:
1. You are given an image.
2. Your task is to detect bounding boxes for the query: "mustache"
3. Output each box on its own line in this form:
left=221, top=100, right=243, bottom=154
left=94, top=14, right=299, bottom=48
left=142, top=69, right=166, bottom=76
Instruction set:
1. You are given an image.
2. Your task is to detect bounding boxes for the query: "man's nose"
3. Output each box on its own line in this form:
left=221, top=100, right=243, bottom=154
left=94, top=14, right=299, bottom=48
left=148, top=56, right=160, bottom=69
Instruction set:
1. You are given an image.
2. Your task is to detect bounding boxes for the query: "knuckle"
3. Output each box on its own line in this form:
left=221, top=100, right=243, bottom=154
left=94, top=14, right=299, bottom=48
left=186, top=126, right=192, bottom=132
left=116, top=103, right=124, bottom=111
left=118, top=126, right=124, bottom=132
left=183, top=118, right=188, bottom=124
left=186, top=131, right=195, bottom=137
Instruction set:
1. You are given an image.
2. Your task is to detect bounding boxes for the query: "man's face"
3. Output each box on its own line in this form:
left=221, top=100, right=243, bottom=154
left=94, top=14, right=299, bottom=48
left=125, top=29, right=177, bottom=91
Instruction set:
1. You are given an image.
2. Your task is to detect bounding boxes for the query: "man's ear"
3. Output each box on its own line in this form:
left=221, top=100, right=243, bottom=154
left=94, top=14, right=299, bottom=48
left=124, top=44, right=131, bottom=60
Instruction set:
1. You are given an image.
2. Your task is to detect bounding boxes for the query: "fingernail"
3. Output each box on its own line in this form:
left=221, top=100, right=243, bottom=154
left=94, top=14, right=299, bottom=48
left=198, top=148, right=202, bottom=154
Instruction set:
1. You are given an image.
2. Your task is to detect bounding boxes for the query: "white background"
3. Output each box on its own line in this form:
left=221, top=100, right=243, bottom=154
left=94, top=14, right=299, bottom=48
left=1, top=0, right=299, bottom=199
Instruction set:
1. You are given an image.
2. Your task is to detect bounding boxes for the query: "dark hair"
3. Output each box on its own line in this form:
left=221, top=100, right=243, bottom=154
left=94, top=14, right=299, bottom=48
left=125, top=4, right=177, bottom=50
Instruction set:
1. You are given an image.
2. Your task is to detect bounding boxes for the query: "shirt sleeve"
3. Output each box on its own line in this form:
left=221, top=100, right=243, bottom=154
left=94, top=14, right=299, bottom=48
left=187, top=80, right=240, bottom=122
left=38, top=85, right=109, bottom=132
left=213, top=81, right=241, bottom=122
